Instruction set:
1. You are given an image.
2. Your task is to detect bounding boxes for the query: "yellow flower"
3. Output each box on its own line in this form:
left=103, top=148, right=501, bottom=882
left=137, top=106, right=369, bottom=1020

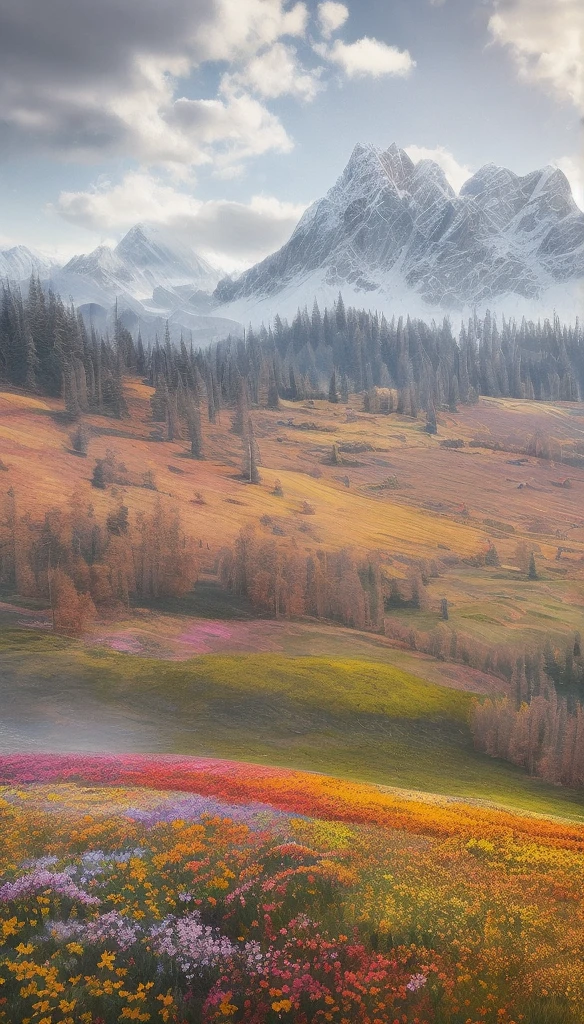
left=66, top=943, right=84, bottom=956
left=219, top=999, right=237, bottom=1017
left=279, top=999, right=292, bottom=1012
left=97, top=950, right=116, bottom=971
left=16, top=942, right=35, bottom=955
left=59, top=1000, right=77, bottom=1013
left=157, top=993, right=174, bottom=1007
left=2, top=916, right=23, bottom=938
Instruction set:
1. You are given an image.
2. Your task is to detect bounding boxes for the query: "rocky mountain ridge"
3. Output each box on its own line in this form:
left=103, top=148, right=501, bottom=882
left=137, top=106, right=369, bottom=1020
left=213, top=143, right=584, bottom=322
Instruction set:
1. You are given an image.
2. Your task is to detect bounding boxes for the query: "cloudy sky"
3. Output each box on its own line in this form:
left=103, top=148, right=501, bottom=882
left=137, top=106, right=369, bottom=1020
left=0, top=0, right=581, bottom=269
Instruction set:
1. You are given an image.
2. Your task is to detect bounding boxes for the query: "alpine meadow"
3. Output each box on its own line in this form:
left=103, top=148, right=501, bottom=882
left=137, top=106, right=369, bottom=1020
left=1, top=1, right=584, bottom=1022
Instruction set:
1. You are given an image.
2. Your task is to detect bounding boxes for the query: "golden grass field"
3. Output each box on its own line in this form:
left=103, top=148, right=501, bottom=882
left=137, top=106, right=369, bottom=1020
left=1, top=379, right=583, bottom=658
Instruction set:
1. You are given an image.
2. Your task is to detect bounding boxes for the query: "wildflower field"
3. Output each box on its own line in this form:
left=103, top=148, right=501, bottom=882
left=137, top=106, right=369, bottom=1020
left=1, top=755, right=584, bottom=1024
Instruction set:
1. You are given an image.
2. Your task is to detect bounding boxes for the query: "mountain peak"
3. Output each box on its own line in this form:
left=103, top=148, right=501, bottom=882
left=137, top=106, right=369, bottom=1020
left=344, top=142, right=381, bottom=176
left=460, top=163, right=519, bottom=198
left=213, top=142, right=584, bottom=320
left=0, top=244, right=58, bottom=283
left=537, top=166, right=575, bottom=200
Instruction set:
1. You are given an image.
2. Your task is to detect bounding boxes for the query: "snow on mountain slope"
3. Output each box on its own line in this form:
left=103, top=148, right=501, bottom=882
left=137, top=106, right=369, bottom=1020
left=46, top=223, right=237, bottom=343
left=59, top=223, right=222, bottom=306
left=214, top=143, right=584, bottom=324
left=115, top=224, right=221, bottom=298
left=0, top=245, right=59, bottom=283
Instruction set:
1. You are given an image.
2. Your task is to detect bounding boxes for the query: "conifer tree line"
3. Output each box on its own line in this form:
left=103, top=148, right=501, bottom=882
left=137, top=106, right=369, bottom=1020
left=425, top=621, right=584, bottom=789
left=2, top=280, right=584, bottom=427
left=0, top=280, right=135, bottom=417
left=198, top=295, right=584, bottom=413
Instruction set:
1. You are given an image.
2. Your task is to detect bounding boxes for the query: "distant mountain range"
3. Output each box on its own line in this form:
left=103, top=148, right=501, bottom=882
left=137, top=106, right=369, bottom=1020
left=0, top=245, right=60, bottom=283
left=0, top=224, right=241, bottom=344
left=2, top=144, right=583, bottom=340
left=214, top=143, right=584, bottom=323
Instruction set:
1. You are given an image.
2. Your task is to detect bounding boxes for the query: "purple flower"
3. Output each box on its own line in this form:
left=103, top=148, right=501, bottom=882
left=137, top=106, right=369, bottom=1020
left=125, top=793, right=286, bottom=831
left=22, top=856, right=59, bottom=870
left=0, top=870, right=99, bottom=906
left=45, top=911, right=141, bottom=951
left=407, top=973, right=427, bottom=993
left=149, top=912, right=237, bottom=978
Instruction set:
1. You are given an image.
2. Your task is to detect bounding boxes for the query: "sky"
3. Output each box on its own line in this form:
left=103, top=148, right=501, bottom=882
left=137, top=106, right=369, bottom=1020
left=0, top=0, right=582, bottom=270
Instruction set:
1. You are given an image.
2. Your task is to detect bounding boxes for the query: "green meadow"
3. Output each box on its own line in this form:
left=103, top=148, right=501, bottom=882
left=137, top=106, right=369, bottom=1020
left=2, top=628, right=583, bottom=821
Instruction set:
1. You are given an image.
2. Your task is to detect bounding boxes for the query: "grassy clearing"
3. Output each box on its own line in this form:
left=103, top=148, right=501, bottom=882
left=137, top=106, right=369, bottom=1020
left=1, top=629, right=583, bottom=821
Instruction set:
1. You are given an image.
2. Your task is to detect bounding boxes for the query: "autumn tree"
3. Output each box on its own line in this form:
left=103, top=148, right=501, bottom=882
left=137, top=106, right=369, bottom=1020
left=50, top=568, right=96, bottom=634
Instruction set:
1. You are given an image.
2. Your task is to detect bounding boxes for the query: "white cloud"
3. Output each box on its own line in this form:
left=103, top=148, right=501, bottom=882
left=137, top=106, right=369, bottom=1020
left=55, top=173, right=198, bottom=231
left=488, top=0, right=584, bottom=112
left=54, top=172, right=308, bottom=268
left=0, top=0, right=313, bottom=171
left=0, top=0, right=421, bottom=179
left=317, top=2, right=349, bottom=39
left=228, top=42, right=322, bottom=101
left=196, top=0, right=309, bottom=62
left=405, top=145, right=473, bottom=193
left=552, top=156, right=584, bottom=210
left=318, top=37, right=415, bottom=79
left=170, top=78, right=294, bottom=170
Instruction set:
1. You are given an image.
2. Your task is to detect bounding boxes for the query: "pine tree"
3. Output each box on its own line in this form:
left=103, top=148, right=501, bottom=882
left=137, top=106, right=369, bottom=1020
left=70, top=424, right=90, bottom=456
left=425, top=401, right=437, bottom=434
left=91, top=460, right=107, bottom=489
left=187, top=397, right=204, bottom=459
left=311, top=299, right=323, bottom=345
left=136, top=331, right=146, bottom=375
left=243, top=417, right=261, bottom=484
left=528, top=553, right=538, bottom=580
left=335, top=292, right=347, bottom=332
left=232, top=376, right=250, bottom=435
left=485, top=543, right=500, bottom=567
left=328, top=370, right=339, bottom=404
left=267, top=364, right=280, bottom=409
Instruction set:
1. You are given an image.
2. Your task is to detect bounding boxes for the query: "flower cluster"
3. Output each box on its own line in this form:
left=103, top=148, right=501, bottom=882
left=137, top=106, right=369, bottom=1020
left=0, top=869, right=100, bottom=906
left=150, top=912, right=239, bottom=977
left=1, top=756, right=584, bottom=1024
left=2, top=751, right=583, bottom=851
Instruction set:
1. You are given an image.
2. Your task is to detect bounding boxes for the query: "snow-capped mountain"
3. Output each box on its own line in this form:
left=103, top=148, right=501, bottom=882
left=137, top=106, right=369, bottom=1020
left=0, top=245, right=59, bottom=283
left=116, top=224, right=221, bottom=295
left=213, top=143, right=584, bottom=322
left=45, top=223, right=238, bottom=343
left=56, top=223, right=222, bottom=307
